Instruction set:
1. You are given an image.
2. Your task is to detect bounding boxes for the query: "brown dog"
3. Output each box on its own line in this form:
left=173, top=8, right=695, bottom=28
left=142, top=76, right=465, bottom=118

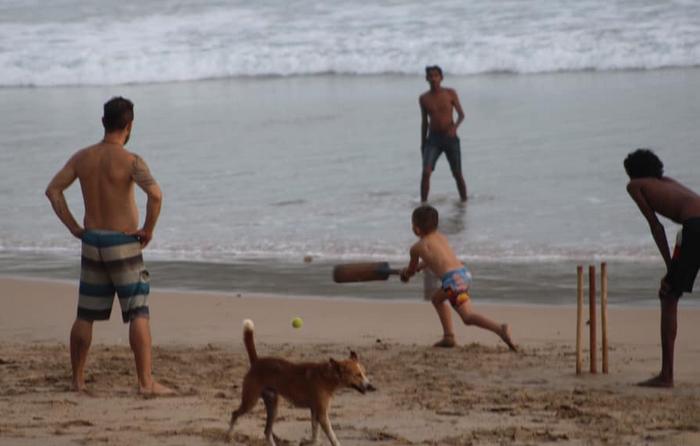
left=227, top=319, right=375, bottom=446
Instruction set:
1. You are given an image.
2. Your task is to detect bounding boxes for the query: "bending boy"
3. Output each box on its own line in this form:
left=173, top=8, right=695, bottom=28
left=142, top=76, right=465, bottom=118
left=400, top=205, right=516, bottom=351
left=624, top=148, right=700, bottom=388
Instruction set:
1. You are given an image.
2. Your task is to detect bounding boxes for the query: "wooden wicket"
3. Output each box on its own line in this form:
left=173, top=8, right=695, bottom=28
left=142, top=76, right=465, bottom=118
left=576, top=266, right=584, bottom=375
left=601, top=262, right=609, bottom=374
left=576, top=262, right=608, bottom=375
left=589, top=265, right=597, bottom=373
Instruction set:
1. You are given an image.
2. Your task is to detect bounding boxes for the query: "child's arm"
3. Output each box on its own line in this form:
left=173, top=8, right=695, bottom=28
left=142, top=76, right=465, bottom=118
left=400, top=245, right=421, bottom=282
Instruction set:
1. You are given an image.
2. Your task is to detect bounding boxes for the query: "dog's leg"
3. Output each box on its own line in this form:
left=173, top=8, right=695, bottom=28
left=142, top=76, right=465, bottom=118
left=226, top=378, right=262, bottom=442
left=300, top=409, right=320, bottom=446
left=319, top=412, right=340, bottom=446
left=262, top=389, right=279, bottom=446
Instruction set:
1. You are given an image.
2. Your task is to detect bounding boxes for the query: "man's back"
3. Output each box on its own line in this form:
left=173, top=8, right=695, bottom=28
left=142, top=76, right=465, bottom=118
left=74, top=142, right=139, bottom=232
left=627, top=177, right=700, bottom=224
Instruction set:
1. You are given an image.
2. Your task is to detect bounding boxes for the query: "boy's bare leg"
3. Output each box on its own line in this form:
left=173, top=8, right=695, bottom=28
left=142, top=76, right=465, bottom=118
left=456, top=302, right=517, bottom=351
left=639, top=295, right=677, bottom=388
left=421, top=168, right=432, bottom=203
left=129, top=316, right=175, bottom=395
left=70, top=319, right=93, bottom=391
left=431, top=289, right=456, bottom=347
left=452, top=171, right=467, bottom=202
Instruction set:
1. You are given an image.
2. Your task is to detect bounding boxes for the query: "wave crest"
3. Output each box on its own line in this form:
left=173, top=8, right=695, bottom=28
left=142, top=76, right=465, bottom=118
left=2, top=0, right=699, bottom=86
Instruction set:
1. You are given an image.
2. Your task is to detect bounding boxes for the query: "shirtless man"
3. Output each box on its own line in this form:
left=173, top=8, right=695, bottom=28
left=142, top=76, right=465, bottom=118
left=46, top=97, right=173, bottom=395
left=419, top=65, right=467, bottom=202
left=625, top=148, right=700, bottom=388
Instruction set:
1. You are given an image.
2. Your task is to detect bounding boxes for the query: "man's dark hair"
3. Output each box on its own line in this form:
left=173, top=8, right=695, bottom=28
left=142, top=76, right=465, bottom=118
left=425, top=65, right=443, bottom=78
left=624, top=148, right=664, bottom=179
left=412, top=205, right=439, bottom=234
left=102, top=97, right=134, bottom=132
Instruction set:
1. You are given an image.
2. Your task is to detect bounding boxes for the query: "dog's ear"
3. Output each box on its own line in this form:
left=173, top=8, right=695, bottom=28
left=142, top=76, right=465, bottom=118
left=349, top=350, right=358, bottom=361
left=329, top=358, right=341, bottom=374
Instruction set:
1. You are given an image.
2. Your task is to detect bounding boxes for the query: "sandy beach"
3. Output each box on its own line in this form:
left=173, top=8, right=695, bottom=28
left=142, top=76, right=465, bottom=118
left=3, top=1, right=700, bottom=445
left=1, top=276, right=699, bottom=445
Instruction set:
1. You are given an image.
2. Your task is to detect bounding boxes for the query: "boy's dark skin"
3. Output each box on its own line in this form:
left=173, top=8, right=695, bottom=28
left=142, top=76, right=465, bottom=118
left=625, top=150, right=700, bottom=388
left=419, top=67, right=467, bottom=202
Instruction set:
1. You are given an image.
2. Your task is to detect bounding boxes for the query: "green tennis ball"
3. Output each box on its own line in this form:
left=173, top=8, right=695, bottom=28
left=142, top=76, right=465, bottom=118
left=292, top=317, right=303, bottom=329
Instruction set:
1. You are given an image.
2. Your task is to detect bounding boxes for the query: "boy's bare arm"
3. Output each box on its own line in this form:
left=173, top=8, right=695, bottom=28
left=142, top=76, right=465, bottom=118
left=451, top=90, right=465, bottom=131
left=401, top=244, right=422, bottom=282
left=419, top=97, right=429, bottom=148
left=627, top=182, right=671, bottom=268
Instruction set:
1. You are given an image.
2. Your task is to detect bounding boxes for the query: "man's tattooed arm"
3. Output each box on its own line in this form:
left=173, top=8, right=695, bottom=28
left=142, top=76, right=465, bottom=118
left=132, top=154, right=158, bottom=189
left=130, top=154, right=162, bottom=248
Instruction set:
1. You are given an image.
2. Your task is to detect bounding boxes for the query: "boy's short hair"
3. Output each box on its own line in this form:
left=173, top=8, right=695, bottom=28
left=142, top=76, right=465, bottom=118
left=412, top=205, right=439, bottom=233
left=102, top=97, right=134, bottom=132
left=624, top=148, right=664, bottom=179
left=425, top=65, right=443, bottom=78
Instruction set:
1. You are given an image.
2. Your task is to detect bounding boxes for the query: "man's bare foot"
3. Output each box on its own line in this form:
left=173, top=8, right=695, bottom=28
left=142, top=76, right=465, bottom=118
left=139, top=380, right=176, bottom=396
left=637, top=375, right=673, bottom=388
left=500, top=324, right=517, bottom=352
left=433, top=335, right=456, bottom=348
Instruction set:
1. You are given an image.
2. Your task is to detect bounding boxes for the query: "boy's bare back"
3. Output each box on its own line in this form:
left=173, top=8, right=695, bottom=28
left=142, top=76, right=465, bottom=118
left=627, top=177, right=700, bottom=224
left=412, top=230, right=464, bottom=277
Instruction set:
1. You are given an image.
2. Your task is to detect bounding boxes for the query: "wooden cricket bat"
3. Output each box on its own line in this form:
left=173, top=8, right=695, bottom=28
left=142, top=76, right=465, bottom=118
left=332, top=262, right=400, bottom=283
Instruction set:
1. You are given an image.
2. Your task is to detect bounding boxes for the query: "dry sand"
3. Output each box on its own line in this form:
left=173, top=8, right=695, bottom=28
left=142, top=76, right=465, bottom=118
left=1, top=276, right=699, bottom=445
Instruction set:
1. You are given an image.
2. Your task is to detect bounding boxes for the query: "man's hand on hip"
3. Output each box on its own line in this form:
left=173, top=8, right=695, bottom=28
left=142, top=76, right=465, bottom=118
left=71, top=227, right=85, bottom=240
left=129, top=228, right=153, bottom=248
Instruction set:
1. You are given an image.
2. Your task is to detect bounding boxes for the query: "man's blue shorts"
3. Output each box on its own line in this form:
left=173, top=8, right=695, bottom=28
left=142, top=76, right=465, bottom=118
left=78, top=230, right=150, bottom=323
left=422, top=132, right=462, bottom=173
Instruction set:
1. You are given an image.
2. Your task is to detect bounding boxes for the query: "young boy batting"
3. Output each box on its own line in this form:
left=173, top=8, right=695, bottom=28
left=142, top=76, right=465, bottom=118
left=400, top=205, right=517, bottom=351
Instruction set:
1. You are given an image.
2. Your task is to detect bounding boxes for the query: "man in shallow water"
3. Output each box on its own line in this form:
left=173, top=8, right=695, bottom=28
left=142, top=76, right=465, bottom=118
left=624, top=148, right=700, bottom=388
left=45, top=97, right=173, bottom=395
left=419, top=65, right=467, bottom=203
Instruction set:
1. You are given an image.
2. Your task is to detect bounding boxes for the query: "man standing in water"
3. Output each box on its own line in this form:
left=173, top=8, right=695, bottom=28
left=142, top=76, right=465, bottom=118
left=46, top=97, right=173, bottom=395
left=625, top=148, right=700, bottom=388
left=419, top=65, right=467, bottom=202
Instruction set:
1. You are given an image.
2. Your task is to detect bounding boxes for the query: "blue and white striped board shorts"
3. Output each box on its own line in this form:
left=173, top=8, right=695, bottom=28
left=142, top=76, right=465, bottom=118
left=78, top=230, right=150, bottom=323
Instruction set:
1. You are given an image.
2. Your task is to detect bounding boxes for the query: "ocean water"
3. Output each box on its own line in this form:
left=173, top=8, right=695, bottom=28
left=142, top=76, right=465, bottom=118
left=1, top=1, right=699, bottom=305
left=1, top=0, right=699, bottom=85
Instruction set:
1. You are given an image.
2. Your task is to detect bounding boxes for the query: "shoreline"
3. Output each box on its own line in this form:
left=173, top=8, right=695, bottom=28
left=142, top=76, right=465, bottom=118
left=0, top=272, right=666, bottom=309
left=0, top=250, right=690, bottom=308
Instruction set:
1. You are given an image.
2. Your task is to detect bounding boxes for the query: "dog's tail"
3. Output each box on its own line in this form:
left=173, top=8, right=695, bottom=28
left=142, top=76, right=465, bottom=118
left=242, top=319, right=257, bottom=364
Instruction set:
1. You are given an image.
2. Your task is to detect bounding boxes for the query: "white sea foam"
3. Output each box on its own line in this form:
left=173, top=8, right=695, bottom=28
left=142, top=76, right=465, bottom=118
left=1, top=0, right=699, bottom=86
left=0, top=239, right=663, bottom=264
